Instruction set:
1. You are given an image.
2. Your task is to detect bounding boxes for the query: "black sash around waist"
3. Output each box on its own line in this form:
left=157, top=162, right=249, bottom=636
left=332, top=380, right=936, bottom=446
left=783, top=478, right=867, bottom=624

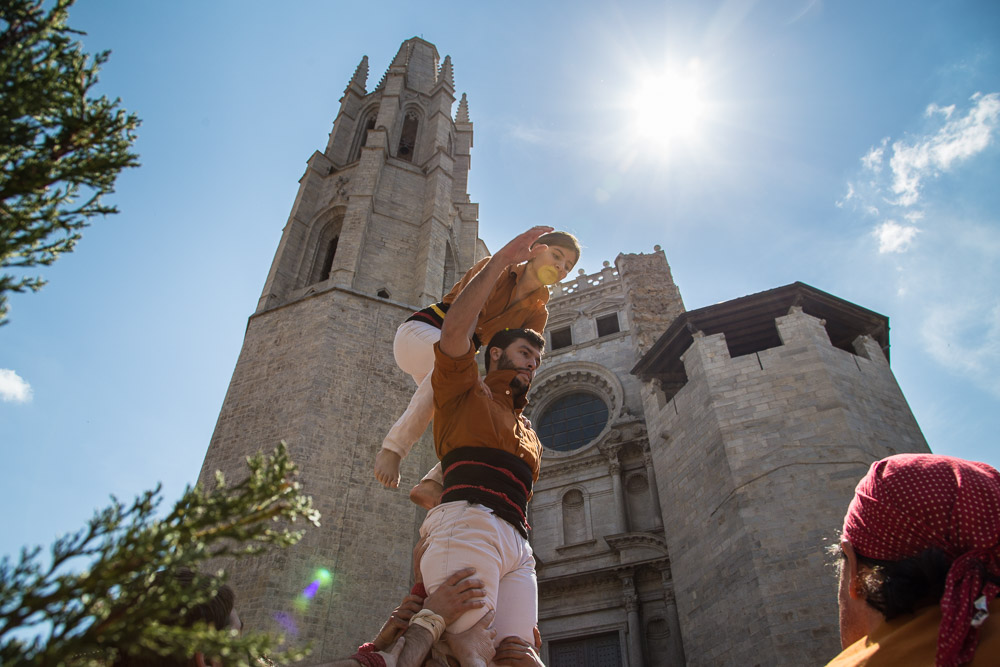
left=440, top=447, right=533, bottom=538
left=405, top=302, right=483, bottom=350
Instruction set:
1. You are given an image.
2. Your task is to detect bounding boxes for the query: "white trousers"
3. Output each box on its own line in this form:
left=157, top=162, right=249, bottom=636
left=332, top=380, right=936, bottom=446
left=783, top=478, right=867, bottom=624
left=384, top=321, right=444, bottom=484
left=419, top=501, right=537, bottom=643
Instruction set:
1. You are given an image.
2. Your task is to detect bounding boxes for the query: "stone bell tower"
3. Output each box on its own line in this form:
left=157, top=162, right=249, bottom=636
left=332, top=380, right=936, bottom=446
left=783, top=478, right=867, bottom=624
left=198, top=38, right=482, bottom=659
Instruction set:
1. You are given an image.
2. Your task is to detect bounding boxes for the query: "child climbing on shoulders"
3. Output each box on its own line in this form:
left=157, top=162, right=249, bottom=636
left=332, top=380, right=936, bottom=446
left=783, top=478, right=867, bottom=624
left=374, top=227, right=581, bottom=489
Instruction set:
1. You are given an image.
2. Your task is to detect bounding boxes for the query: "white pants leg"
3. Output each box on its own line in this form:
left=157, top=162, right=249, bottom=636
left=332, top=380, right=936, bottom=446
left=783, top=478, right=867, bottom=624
left=393, top=320, right=440, bottom=383
left=383, top=321, right=441, bottom=458
left=420, top=461, right=444, bottom=485
left=419, top=501, right=537, bottom=644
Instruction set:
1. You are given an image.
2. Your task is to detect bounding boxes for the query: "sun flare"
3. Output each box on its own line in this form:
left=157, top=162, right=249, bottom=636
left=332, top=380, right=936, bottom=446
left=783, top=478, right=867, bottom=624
left=629, top=64, right=709, bottom=149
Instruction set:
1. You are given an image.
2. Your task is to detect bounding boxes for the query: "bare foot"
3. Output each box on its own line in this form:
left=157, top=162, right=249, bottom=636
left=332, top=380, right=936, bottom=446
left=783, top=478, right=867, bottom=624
left=410, top=479, right=444, bottom=509
left=375, top=449, right=402, bottom=488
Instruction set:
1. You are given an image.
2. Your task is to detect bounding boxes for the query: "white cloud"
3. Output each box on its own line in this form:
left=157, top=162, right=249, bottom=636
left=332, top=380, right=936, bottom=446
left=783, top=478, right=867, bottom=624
left=926, top=103, right=955, bottom=119
left=889, top=92, right=1000, bottom=206
left=0, top=369, right=33, bottom=403
left=841, top=92, right=1000, bottom=398
left=921, top=302, right=1000, bottom=398
left=835, top=182, right=854, bottom=208
left=861, top=139, right=887, bottom=173
left=873, top=220, right=920, bottom=254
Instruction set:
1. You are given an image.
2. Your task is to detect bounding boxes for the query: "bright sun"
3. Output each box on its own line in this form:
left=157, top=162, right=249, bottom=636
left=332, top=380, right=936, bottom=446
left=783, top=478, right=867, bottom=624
left=629, top=65, right=708, bottom=150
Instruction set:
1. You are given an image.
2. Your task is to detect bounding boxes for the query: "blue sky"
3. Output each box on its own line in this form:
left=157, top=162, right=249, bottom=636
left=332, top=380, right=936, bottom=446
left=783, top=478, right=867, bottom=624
left=2, top=0, right=998, bottom=563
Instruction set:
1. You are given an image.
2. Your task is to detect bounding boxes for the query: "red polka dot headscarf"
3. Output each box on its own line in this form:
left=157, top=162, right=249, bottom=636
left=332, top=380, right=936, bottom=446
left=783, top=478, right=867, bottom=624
left=842, top=454, right=1000, bottom=667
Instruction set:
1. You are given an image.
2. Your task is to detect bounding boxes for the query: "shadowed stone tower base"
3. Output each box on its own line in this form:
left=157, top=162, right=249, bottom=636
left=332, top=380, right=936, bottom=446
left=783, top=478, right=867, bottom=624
left=198, top=38, right=482, bottom=659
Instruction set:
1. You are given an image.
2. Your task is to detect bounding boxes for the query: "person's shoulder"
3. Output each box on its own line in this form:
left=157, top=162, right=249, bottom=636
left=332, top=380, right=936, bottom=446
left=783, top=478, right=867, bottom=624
left=823, top=638, right=873, bottom=667
left=432, top=341, right=478, bottom=371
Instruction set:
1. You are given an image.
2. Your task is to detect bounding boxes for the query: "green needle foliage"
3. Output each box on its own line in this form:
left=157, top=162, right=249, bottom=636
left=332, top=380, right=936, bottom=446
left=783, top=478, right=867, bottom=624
left=0, top=0, right=140, bottom=325
left=0, top=443, right=321, bottom=666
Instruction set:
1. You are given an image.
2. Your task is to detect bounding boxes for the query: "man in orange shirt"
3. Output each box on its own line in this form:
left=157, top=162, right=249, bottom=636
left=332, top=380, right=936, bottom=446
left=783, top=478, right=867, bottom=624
left=417, top=227, right=552, bottom=666
left=374, top=229, right=579, bottom=491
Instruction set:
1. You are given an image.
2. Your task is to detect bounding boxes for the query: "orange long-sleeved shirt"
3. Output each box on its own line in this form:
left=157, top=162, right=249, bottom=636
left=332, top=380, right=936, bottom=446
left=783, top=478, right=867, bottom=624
left=441, top=257, right=549, bottom=346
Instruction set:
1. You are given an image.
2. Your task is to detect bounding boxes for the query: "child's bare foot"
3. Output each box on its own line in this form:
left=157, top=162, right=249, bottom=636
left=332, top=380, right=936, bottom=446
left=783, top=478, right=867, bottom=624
left=410, top=479, right=444, bottom=509
left=375, top=449, right=402, bottom=488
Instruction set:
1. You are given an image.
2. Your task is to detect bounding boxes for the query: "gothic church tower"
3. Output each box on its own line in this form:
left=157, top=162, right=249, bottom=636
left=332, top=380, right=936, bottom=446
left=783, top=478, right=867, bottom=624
left=198, top=38, right=480, bottom=659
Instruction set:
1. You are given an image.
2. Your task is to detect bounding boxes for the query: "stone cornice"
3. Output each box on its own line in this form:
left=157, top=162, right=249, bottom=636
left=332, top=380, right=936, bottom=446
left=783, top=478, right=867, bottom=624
left=537, top=556, right=672, bottom=596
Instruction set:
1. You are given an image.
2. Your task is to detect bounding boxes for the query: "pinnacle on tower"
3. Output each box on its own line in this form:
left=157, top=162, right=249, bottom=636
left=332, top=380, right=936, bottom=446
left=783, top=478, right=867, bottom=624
left=438, top=55, right=454, bottom=89
left=348, top=55, right=369, bottom=92
left=456, top=93, right=470, bottom=123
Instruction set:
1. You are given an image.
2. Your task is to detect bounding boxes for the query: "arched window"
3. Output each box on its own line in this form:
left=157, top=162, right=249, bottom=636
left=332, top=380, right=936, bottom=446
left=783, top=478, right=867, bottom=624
left=397, top=110, right=419, bottom=162
left=351, top=109, right=378, bottom=162
left=537, top=392, right=609, bottom=452
left=561, top=489, right=587, bottom=545
left=306, top=214, right=343, bottom=287
left=319, top=236, right=339, bottom=283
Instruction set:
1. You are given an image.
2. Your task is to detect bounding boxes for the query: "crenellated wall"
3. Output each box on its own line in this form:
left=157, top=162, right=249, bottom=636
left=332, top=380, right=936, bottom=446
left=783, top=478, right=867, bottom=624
left=639, top=305, right=929, bottom=666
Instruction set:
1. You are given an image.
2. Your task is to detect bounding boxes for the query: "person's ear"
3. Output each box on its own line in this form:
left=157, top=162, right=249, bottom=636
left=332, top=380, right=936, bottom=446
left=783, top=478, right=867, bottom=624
left=841, top=541, right=864, bottom=600
left=490, top=347, right=502, bottom=365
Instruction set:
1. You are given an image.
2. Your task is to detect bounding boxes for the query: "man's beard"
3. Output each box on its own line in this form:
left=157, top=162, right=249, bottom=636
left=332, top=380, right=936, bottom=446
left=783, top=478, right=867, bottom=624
left=495, top=351, right=531, bottom=400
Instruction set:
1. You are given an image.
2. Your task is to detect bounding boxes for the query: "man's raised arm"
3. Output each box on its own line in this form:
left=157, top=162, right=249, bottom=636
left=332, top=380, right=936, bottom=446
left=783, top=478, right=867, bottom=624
left=437, top=226, right=553, bottom=359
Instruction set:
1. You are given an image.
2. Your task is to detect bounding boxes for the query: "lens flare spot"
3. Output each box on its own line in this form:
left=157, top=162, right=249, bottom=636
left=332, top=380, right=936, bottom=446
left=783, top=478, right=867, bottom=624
left=316, top=568, right=333, bottom=585
left=274, top=611, right=299, bottom=637
left=302, top=580, right=321, bottom=599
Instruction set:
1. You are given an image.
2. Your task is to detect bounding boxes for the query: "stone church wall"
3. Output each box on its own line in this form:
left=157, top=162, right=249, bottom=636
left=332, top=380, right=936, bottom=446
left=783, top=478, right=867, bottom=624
left=527, top=251, right=687, bottom=666
left=641, top=307, right=929, bottom=666
left=201, top=287, right=438, bottom=658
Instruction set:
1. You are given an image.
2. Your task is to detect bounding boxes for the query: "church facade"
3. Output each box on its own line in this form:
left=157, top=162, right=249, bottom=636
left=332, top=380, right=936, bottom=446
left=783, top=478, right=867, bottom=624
left=199, top=38, right=929, bottom=666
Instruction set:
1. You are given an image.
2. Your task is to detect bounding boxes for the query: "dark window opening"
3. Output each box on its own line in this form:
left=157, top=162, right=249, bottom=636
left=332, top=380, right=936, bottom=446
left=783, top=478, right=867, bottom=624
left=718, top=319, right=782, bottom=359
left=596, top=313, right=620, bottom=337
left=397, top=111, right=419, bottom=162
left=537, top=393, right=609, bottom=452
left=353, top=113, right=377, bottom=162
left=319, top=236, right=339, bottom=282
left=550, top=632, right=622, bottom=667
left=550, top=327, right=572, bottom=350
left=377, top=288, right=390, bottom=299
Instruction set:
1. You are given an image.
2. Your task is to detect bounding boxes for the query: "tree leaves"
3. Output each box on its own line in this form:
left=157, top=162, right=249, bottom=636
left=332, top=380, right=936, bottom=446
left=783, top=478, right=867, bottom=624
left=0, top=0, right=140, bottom=325
left=0, top=443, right=319, bottom=666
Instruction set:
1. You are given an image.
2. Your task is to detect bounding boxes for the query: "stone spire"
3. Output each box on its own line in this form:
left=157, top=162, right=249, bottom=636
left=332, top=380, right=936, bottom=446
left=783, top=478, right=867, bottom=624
left=377, top=40, right=411, bottom=90
left=438, top=55, right=454, bottom=90
left=456, top=93, right=470, bottom=123
left=390, top=40, right=412, bottom=67
left=347, top=55, right=368, bottom=94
